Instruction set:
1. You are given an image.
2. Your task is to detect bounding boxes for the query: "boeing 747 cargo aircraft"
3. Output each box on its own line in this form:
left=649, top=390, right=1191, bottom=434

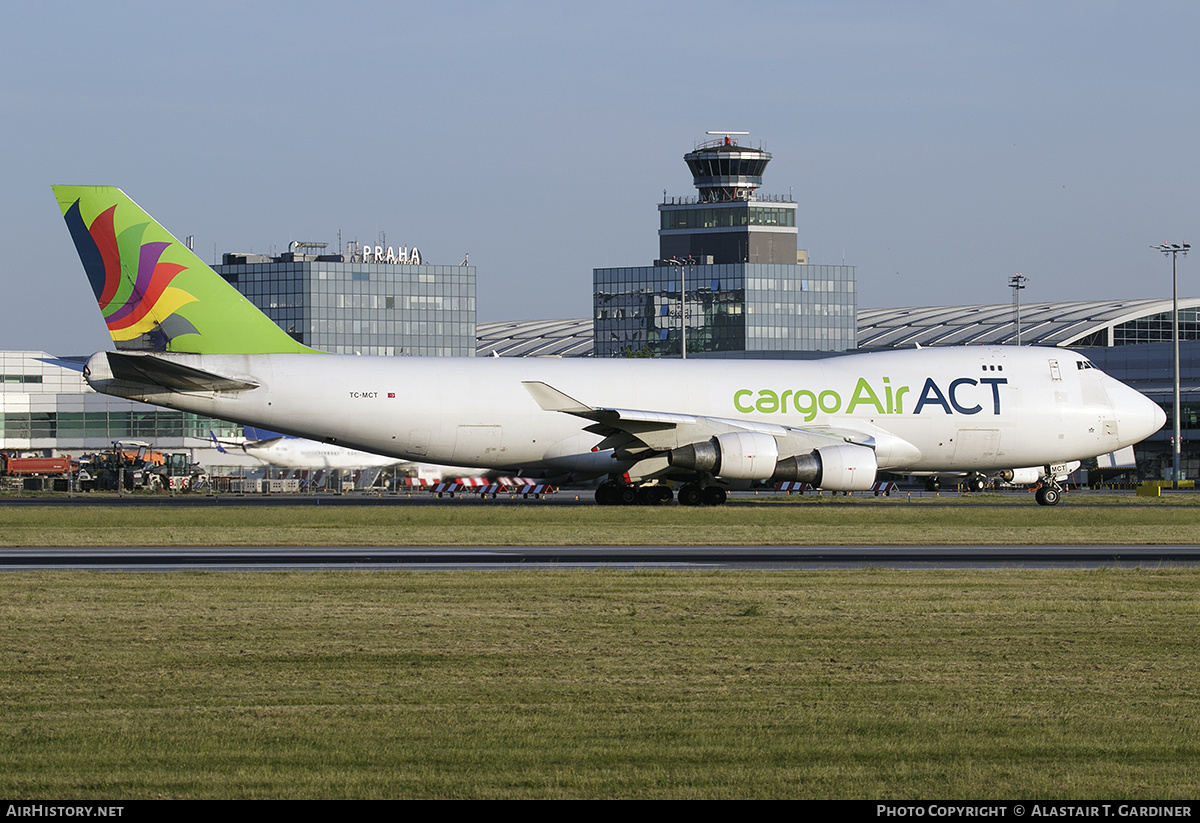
left=55, top=186, right=1165, bottom=505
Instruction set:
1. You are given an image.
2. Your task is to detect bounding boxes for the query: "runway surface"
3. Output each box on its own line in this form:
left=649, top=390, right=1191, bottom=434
left=4, top=544, right=1200, bottom=570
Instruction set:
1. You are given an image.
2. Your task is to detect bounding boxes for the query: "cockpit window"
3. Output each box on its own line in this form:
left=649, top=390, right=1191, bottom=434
left=1076, top=360, right=1097, bottom=370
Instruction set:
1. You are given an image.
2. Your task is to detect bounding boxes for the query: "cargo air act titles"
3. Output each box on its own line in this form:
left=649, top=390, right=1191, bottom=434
left=734, top=376, right=1007, bottom=421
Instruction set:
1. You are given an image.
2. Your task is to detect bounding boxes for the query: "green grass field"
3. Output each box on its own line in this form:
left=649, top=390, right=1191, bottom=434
left=3, top=498, right=1200, bottom=798
left=1, top=496, right=1200, bottom=546
left=2, top=569, right=1199, bottom=799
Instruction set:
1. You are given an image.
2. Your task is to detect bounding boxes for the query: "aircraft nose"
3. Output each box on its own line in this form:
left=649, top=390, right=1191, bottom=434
left=1111, top=382, right=1166, bottom=444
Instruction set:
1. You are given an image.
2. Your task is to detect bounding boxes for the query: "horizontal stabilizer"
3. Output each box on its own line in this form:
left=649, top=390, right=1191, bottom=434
left=105, top=352, right=259, bottom=393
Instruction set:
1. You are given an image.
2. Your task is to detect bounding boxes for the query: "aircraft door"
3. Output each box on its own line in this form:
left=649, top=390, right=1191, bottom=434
left=407, top=430, right=431, bottom=456
left=452, top=425, right=503, bottom=464
left=953, top=428, right=1001, bottom=465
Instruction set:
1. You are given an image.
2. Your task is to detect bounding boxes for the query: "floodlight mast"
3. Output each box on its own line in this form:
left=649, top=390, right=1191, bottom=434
left=1151, top=242, right=1191, bottom=489
left=1009, top=274, right=1028, bottom=345
left=663, top=257, right=695, bottom=359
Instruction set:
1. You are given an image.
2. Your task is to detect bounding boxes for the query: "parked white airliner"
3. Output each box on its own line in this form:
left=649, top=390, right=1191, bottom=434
left=210, top=427, right=404, bottom=471
left=55, top=186, right=1166, bottom=506
left=210, top=428, right=479, bottom=481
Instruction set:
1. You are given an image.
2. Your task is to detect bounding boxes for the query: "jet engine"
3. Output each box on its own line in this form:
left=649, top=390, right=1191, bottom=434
left=667, top=431, right=779, bottom=479
left=669, top=435, right=878, bottom=491
left=772, top=443, right=878, bottom=491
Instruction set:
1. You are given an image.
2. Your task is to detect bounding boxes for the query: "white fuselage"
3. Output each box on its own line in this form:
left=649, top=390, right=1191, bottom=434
left=239, top=438, right=404, bottom=470
left=85, top=345, right=1165, bottom=478
left=238, top=436, right=478, bottom=479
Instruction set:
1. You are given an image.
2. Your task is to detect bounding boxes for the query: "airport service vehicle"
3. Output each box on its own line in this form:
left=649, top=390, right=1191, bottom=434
left=75, top=442, right=204, bottom=492
left=54, top=186, right=1166, bottom=506
left=0, top=455, right=73, bottom=477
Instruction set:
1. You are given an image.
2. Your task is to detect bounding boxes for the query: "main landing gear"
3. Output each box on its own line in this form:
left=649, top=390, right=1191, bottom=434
left=676, top=483, right=726, bottom=506
left=594, top=480, right=728, bottom=506
left=594, top=480, right=673, bottom=506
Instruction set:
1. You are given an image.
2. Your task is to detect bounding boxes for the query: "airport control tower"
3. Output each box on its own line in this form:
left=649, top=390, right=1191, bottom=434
left=658, top=133, right=801, bottom=266
left=594, top=133, right=855, bottom=358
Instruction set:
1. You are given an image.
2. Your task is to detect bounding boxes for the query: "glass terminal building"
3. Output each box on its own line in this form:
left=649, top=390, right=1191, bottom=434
left=214, top=242, right=476, bottom=357
left=595, top=263, right=855, bottom=356
left=594, top=136, right=855, bottom=358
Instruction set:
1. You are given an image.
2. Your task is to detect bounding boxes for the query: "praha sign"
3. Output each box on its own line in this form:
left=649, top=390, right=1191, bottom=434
left=358, top=245, right=422, bottom=265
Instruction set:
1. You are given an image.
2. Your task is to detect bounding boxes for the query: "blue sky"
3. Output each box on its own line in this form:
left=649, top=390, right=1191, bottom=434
left=4, top=1, right=1198, bottom=355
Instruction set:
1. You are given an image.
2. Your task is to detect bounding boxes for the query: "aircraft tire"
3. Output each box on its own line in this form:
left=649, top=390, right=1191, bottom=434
left=595, top=483, right=618, bottom=506
left=678, top=484, right=703, bottom=506
left=1036, top=487, right=1061, bottom=507
left=617, top=485, right=638, bottom=506
left=635, top=486, right=656, bottom=506
left=635, top=485, right=673, bottom=505
left=925, top=477, right=941, bottom=492
left=702, top=486, right=727, bottom=506
left=967, top=476, right=985, bottom=493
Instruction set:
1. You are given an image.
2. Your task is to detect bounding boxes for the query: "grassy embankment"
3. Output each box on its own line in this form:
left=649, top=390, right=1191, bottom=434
left=2, top=569, right=1199, bottom=799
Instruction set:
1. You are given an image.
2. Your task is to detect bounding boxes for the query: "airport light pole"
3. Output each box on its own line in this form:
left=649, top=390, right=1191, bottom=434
left=681, top=258, right=687, bottom=360
left=1152, top=243, right=1190, bottom=488
left=665, top=257, right=693, bottom=359
left=1009, top=274, right=1028, bottom=345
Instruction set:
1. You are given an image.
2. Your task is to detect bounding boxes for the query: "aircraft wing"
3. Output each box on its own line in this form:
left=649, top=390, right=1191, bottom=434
left=523, top=380, right=866, bottom=457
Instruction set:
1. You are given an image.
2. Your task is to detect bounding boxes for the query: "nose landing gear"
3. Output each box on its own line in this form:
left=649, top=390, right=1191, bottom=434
left=1034, top=469, right=1064, bottom=506
left=1034, top=483, right=1062, bottom=506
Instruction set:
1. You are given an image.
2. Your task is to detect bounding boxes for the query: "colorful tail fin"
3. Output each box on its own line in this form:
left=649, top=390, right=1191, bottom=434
left=53, top=185, right=316, bottom=355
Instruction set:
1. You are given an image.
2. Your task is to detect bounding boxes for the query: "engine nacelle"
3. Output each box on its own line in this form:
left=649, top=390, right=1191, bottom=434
left=773, top=443, right=878, bottom=491
left=999, top=467, right=1042, bottom=485
left=668, top=431, right=780, bottom=479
